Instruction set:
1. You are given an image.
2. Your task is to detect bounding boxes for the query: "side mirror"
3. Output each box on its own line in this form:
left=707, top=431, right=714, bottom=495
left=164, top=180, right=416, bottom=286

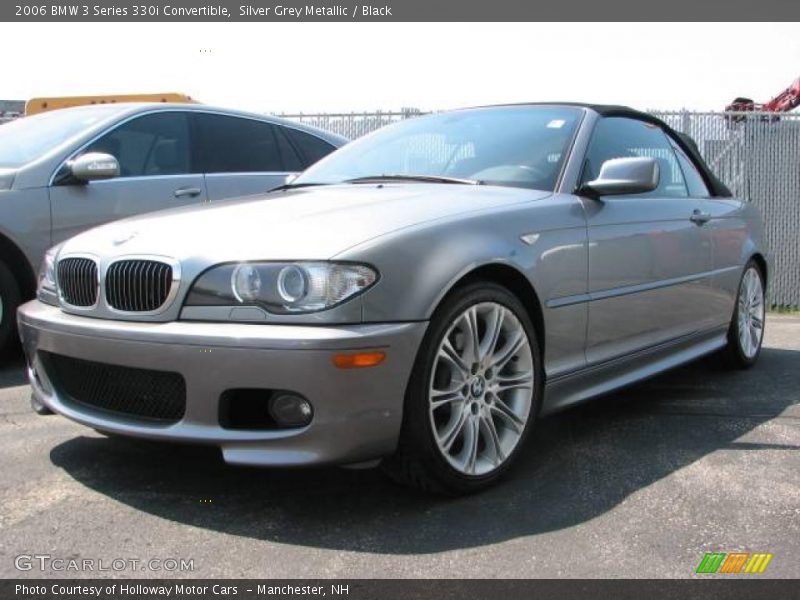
left=69, top=152, right=120, bottom=182
left=284, top=173, right=299, bottom=186
left=579, top=157, right=659, bottom=197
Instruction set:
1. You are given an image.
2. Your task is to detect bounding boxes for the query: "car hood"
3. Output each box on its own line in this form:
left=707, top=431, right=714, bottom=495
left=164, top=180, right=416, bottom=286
left=61, top=183, right=548, bottom=262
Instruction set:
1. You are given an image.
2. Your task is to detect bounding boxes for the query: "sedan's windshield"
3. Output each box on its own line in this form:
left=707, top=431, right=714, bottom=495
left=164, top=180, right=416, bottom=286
left=0, top=105, right=125, bottom=168
left=293, top=106, right=583, bottom=191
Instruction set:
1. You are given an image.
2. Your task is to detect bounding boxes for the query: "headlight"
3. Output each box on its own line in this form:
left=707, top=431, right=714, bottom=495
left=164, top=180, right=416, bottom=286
left=36, top=245, right=60, bottom=305
left=186, top=262, right=378, bottom=314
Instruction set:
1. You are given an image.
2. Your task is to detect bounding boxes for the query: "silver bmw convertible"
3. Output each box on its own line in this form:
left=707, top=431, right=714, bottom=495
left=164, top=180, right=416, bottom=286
left=18, top=103, right=768, bottom=493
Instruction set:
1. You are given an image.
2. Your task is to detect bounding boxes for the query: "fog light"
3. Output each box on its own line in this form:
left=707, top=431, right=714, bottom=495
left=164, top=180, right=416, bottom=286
left=269, top=394, right=313, bottom=427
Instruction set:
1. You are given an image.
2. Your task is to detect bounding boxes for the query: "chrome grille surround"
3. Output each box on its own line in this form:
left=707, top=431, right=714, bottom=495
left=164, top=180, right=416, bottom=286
left=105, top=257, right=180, bottom=314
left=56, top=256, right=99, bottom=309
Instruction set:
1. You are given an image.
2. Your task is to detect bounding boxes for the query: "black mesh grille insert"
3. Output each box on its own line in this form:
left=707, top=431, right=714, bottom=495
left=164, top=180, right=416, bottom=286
left=105, top=259, right=173, bottom=312
left=41, top=352, right=186, bottom=423
left=57, top=258, right=98, bottom=307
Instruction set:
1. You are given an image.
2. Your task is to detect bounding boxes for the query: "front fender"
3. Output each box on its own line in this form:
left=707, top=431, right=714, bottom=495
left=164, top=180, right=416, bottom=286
left=337, top=196, right=589, bottom=379
left=336, top=197, right=588, bottom=323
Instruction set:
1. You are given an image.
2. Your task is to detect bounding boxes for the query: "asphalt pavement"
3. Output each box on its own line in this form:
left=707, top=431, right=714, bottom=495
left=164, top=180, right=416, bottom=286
left=1, top=316, right=798, bottom=579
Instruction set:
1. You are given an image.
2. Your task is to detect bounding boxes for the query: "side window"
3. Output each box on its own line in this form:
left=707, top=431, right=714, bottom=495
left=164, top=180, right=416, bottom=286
left=273, top=127, right=304, bottom=172
left=283, top=127, right=336, bottom=166
left=195, top=114, right=286, bottom=173
left=84, top=112, right=191, bottom=177
left=582, top=117, right=688, bottom=198
left=669, top=138, right=710, bottom=198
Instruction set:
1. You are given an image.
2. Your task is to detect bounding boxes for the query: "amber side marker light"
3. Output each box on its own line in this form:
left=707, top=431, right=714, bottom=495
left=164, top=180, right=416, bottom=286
left=332, top=351, right=386, bottom=369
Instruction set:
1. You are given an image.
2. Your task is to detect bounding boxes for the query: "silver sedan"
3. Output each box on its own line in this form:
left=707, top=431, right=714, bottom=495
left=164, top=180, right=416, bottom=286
left=18, top=103, right=769, bottom=494
left=0, top=103, right=345, bottom=356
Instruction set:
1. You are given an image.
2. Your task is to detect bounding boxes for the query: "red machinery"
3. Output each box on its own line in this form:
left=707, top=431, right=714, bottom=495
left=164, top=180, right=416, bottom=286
left=726, top=76, right=800, bottom=116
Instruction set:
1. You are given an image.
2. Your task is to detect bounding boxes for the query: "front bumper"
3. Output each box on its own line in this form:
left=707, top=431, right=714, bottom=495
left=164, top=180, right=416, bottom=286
left=18, top=301, right=427, bottom=466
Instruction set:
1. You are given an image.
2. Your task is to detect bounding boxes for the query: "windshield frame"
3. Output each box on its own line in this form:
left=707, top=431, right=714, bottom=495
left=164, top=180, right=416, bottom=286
left=292, top=105, right=586, bottom=193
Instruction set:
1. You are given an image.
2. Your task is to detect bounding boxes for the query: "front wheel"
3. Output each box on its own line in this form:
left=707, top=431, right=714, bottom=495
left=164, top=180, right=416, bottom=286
left=384, top=282, right=541, bottom=494
left=720, top=261, right=766, bottom=369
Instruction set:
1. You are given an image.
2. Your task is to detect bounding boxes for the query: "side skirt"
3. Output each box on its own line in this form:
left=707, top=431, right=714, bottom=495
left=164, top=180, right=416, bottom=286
left=541, top=326, right=728, bottom=416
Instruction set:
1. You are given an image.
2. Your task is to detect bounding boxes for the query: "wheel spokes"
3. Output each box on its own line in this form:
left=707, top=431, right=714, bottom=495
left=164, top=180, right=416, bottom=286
left=494, top=370, right=534, bottom=394
left=488, top=329, right=527, bottom=372
left=489, top=396, right=525, bottom=435
left=430, top=388, right=466, bottom=410
left=463, top=307, right=482, bottom=365
left=479, top=413, right=505, bottom=466
left=440, top=409, right=469, bottom=453
left=461, top=417, right=480, bottom=474
left=737, top=267, right=764, bottom=359
left=749, top=325, right=760, bottom=352
left=479, top=305, right=505, bottom=363
left=428, top=301, right=534, bottom=476
left=439, top=337, right=470, bottom=379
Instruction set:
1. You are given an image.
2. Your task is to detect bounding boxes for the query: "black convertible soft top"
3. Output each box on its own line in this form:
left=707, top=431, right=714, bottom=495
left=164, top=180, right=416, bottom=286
left=495, top=102, right=733, bottom=198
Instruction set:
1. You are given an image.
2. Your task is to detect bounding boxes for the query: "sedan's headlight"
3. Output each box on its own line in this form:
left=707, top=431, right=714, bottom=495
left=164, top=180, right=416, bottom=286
left=185, top=262, right=378, bottom=314
left=36, top=245, right=60, bottom=305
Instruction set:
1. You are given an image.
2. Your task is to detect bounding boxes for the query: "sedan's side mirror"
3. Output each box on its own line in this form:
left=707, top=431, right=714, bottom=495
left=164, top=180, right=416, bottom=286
left=578, top=157, right=659, bottom=198
left=69, top=152, right=120, bottom=182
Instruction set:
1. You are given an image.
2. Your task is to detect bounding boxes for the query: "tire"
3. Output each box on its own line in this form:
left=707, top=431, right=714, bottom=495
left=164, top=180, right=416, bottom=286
left=0, top=259, right=22, bottom=359
left=383, top=281, right=542, bottom=494
left=720, top=260, right=766, bottom=369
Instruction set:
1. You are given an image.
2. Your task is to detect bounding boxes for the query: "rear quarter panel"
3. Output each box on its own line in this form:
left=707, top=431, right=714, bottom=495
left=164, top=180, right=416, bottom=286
left=706, top=197, right=766, bottom=324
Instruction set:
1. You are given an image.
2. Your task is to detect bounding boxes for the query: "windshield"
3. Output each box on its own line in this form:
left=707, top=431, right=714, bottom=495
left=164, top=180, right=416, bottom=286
left=294, top=106, right=583, bottom=191
left=0, top=105, right=125, bottom=168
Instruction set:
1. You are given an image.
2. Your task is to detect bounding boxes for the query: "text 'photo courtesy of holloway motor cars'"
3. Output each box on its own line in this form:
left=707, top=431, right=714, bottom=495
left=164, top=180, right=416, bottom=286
left=18, top=103, right=769, bottom=494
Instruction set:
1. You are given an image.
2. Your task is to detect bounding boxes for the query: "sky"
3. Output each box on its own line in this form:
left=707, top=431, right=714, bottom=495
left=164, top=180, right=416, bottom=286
left=2, top=22, right=798, bottom=114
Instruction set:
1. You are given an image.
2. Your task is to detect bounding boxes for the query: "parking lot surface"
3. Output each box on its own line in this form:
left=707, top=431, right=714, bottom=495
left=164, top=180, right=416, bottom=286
left=1, top=316, right=798, bottom=579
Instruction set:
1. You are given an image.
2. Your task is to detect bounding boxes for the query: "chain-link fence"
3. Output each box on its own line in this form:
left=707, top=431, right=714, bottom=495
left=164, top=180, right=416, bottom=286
left=281, top=108, right=800, bottom=308
left=279, top=108, right=424, bottom=139
left=655, top=111, right=800, bottom=308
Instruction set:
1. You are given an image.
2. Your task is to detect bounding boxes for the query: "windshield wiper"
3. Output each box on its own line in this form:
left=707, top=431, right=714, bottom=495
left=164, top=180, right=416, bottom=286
left=272, top=182, right=330, bottom=192
left=344, top=174, right=484, bottom=185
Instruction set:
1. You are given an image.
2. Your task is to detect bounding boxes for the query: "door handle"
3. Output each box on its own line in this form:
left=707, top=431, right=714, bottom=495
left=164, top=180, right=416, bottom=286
left=173, top=187, right=202, bottom=198
left=690, top=209, right=711, bottom=225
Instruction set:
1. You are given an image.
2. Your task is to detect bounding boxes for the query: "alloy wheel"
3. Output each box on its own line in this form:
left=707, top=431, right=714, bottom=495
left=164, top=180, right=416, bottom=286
left=737, top=267, right=765, bottom=359
left=428, top=302, right=534, bottom=476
